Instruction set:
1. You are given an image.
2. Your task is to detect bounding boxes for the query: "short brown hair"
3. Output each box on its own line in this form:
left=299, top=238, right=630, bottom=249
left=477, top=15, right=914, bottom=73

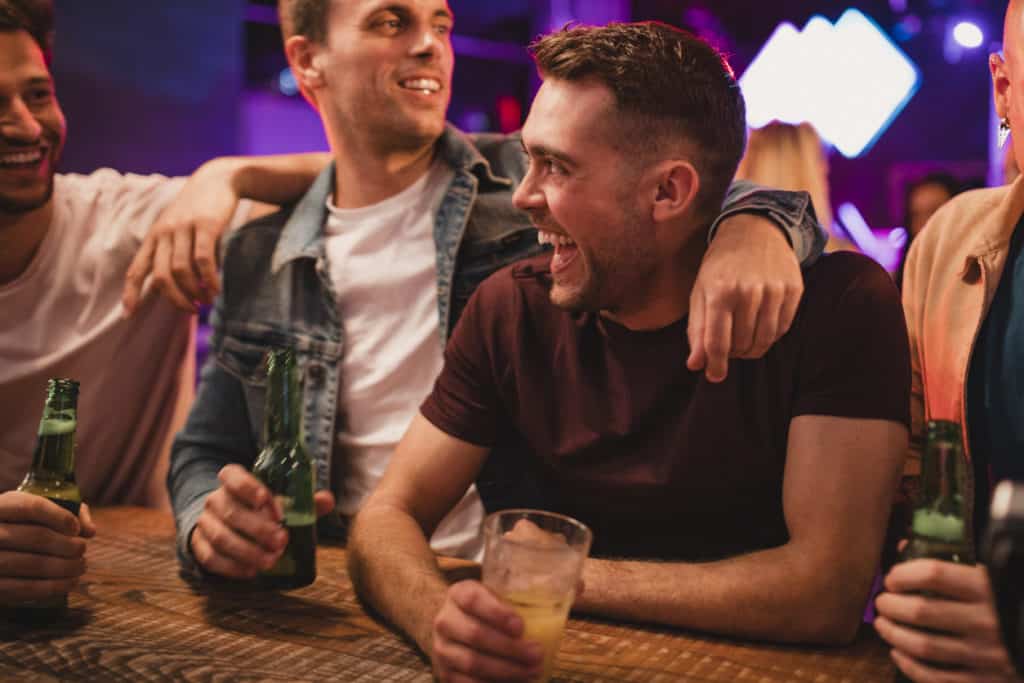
left=278, top=0, right=331, bottom=42
left=529, top=22, right=746, bottom=224
left=0, top=0, right=53, bottom=64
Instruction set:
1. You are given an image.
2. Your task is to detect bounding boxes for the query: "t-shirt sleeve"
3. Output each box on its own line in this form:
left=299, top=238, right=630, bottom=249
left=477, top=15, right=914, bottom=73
left=792, top=254, right=911, bottom=426
left=104, top=171, right=187, bottom=245
left=420, top=275, right=509, bottom=448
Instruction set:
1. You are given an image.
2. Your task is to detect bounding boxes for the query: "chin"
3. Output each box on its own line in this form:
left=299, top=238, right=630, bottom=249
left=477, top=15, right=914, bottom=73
left=0, top=182, right=54, bottom=214
left=549, top=283, right=598, bottom=312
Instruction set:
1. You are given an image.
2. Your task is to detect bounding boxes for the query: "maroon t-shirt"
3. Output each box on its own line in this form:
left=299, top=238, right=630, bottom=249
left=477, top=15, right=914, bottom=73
left=421, top=252, right=910, bottom=560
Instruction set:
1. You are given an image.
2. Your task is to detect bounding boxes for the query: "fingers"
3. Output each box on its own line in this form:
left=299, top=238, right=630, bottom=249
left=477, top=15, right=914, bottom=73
left=0, top=497, right=88, bottom=606
left=0, top=577, right=80, bottom=607
left=745, top=284, right=786, bottom=358
left=431, top=581, right=544, bottom=682
left=0, top=549, right=86, bottom=580
left=192, top=220, right=221, bottom=302
left=151, top=234, right=197, bottom=313
left=874, top=591, right=998, bottom=637
left=314, top=490, right=336, bottom=518
left=190, top=466, right=289, bottom=579
left=218, top=465, right=275, bottom=514
left=885, top=561, right=991, bottom=603
left=876, top=616, right=1014, bottom=674
left=171, top=225, right=204, bottom=304
left=191, top=508, right=283, bottom=579
left=78, top=503, right=96, bottom=539
left=889, top=648, right=1015, bottom=683
left=0, top=492, right=80, bottom=536
left=702, top=299, right=732, bottom=383
left=121, top=236, right=156, bottom=316
left=729, top=286, right=762, bottom=358
left=686, top=290, right=707, bottom=372
left=0, top=521, right=87, bottom=559
left=448, top=581, right=525, bottom=640
left=203, top=488, right=286, bottom=553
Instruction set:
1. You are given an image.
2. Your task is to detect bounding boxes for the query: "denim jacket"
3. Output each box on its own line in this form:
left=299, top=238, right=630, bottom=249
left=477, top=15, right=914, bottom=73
left=168, top=124, right=825, bottom=571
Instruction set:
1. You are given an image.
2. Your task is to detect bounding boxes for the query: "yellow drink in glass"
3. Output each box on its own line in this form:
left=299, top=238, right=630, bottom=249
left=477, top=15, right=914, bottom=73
left=504, top=590, right=572, bottom=683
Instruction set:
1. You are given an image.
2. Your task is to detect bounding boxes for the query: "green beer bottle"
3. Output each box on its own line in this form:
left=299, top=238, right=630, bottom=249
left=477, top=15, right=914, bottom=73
left=901, top=420, right=974, bottom=564
left=15, top=378, right=83, bottom=621
left=894, top=419, right=974, bottom=681
left=252, top=349, right=316, bottom=589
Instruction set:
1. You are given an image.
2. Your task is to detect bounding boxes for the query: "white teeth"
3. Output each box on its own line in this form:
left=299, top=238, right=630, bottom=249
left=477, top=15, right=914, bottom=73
left=537, top=230, right=576, bottom=247
left=400, top=78, right=441, bottom=93
left=0, top=150, right=42, bottom=165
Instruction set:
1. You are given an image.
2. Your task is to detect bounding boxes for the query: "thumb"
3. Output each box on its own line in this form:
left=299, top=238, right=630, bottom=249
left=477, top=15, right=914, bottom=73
left=314, top=490, right=336, bottom=518
left=78, top=502, right=97, bottom=538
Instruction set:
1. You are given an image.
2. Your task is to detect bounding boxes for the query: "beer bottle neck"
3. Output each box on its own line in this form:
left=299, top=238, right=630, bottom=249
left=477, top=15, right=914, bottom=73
left=264, top=356, right=301, bottom=444
left=913, top=423, right=967, bottom=541
left=30, top=385, right=78, bottom=479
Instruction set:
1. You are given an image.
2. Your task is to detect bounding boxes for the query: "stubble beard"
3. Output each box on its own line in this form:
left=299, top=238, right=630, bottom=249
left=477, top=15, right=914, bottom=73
left=0, top=177, right=55, bottom=215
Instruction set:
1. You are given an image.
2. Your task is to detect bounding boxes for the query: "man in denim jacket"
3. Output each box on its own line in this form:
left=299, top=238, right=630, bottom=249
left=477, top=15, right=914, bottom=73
left=168, top=0, right=827, bottom=578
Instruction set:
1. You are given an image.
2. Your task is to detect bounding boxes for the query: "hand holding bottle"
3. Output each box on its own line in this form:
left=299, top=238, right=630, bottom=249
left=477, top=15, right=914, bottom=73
left=0, top=491, right=94, bottom=605
left=189, top=465, right=334, bottom=580
left=875, top=560, right=1017, bottom=681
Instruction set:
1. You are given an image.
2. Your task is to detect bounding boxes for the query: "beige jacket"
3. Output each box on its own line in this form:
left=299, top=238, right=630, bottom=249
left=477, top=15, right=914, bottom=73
left=902, top=177, right=1024, bottom=528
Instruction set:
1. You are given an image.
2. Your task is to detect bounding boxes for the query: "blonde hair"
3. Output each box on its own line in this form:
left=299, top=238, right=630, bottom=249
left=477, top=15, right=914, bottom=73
left=736, top=121, right=853, bottom=251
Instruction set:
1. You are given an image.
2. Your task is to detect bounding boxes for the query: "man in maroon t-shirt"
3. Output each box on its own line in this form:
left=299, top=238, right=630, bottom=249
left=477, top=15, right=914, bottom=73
left=349, top=22, right=910, bottom=681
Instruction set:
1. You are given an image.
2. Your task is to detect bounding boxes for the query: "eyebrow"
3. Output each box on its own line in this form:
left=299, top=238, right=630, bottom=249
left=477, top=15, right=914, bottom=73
left=522, top=140, right=577, bottom=168
left=372, top=4, right=454, bottom=21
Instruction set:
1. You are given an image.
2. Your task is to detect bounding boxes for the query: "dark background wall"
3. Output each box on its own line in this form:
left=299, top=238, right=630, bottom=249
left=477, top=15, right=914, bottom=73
left=53, top=0, right=245, bottom=177
left=49, top=0, right=1007, bottom=228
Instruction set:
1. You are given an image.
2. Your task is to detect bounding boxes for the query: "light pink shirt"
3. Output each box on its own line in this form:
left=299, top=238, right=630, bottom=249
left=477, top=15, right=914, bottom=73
left=0, top=169, right=193, bottom=508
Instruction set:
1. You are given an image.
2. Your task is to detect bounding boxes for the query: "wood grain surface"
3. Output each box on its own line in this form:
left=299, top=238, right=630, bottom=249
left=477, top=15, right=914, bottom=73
left=0, top=508, right=896, bottom=682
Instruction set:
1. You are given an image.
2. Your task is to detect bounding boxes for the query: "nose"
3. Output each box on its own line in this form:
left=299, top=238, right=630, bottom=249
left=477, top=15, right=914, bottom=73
left=1, top=97, right=43, bottom=142
left=513, top=163, right=544, bottom=212
left=411, top=24, right=443, bottom=60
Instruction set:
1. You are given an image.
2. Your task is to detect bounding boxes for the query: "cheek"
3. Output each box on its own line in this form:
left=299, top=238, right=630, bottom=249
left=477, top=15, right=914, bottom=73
left=44, top=109, right=67, bottom=144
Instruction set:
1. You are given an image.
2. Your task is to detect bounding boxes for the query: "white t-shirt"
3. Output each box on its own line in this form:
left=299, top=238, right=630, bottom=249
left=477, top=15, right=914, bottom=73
left=325, top=160, right=485, bottom=559
left=0, top=169, right=194, bottom=508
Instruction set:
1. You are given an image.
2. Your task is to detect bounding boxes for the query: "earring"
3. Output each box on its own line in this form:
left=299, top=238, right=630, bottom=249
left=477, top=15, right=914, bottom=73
left=999, top=117, right=1012, bottom=148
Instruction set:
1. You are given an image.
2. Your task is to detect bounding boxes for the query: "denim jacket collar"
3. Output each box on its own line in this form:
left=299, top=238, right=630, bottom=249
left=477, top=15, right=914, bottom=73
left=270, top=124, right=513, bottom=275
left=437, top=124, right=514, bottom=189
left=271, top=162, right=335, bottom=274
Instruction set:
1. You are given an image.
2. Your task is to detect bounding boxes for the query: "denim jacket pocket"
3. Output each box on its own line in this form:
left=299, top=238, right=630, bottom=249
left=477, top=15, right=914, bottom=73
left=216, top=333, right=272, bottom=386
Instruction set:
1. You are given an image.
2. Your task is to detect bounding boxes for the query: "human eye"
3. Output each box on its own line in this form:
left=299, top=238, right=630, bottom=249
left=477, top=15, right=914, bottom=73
left=373, top=12, right=405, bottom=34
left=25, top=86, right=53, bottom=105
left=544, top=158, right=567, bottom=176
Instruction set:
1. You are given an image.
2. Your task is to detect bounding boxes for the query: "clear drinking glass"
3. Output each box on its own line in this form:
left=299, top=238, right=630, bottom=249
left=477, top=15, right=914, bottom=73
left=481, top=509, right=593, bottom=683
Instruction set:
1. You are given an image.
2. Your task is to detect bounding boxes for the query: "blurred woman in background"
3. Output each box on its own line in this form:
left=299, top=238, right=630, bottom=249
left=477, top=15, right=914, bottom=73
left=736, top=121, right=856, bottom=253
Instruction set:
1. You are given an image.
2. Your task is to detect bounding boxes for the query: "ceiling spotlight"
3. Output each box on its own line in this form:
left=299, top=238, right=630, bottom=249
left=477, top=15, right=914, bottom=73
left=953, top=21, right=984, bottom=49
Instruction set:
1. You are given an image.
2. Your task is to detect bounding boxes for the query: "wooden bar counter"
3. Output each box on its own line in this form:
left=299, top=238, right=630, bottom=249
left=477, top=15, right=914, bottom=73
left=0, top=508, right=896, bottom=681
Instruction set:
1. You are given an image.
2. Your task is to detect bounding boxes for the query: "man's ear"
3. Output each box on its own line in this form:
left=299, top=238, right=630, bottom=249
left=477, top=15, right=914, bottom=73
left=651, top=160, right=700, bottom=223
left=285, top=35, right=327, bottom=91
left=992, top=52, right=1011, bottom=122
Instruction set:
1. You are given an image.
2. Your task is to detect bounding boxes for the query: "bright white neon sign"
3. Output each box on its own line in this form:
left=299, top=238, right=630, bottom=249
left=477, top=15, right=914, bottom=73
left=740, top=9, right=920, bottom=158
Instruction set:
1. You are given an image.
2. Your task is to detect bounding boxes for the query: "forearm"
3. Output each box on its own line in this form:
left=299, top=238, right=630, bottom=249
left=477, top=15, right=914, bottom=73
left=348, top=503, right=451, bottom=655
left=576, top=543, right=872, bottom=645
left=167, top=357, right=258, bottom=571
left=196, top=153, right=330, bottom=206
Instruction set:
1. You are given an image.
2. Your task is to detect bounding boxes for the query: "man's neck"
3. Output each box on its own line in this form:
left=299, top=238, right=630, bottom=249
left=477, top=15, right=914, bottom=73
left=0, top=201, right=54, bottom=286
left=330, top=133, right=439, bottom=209
left=601, top=237, right=707, bottom=331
